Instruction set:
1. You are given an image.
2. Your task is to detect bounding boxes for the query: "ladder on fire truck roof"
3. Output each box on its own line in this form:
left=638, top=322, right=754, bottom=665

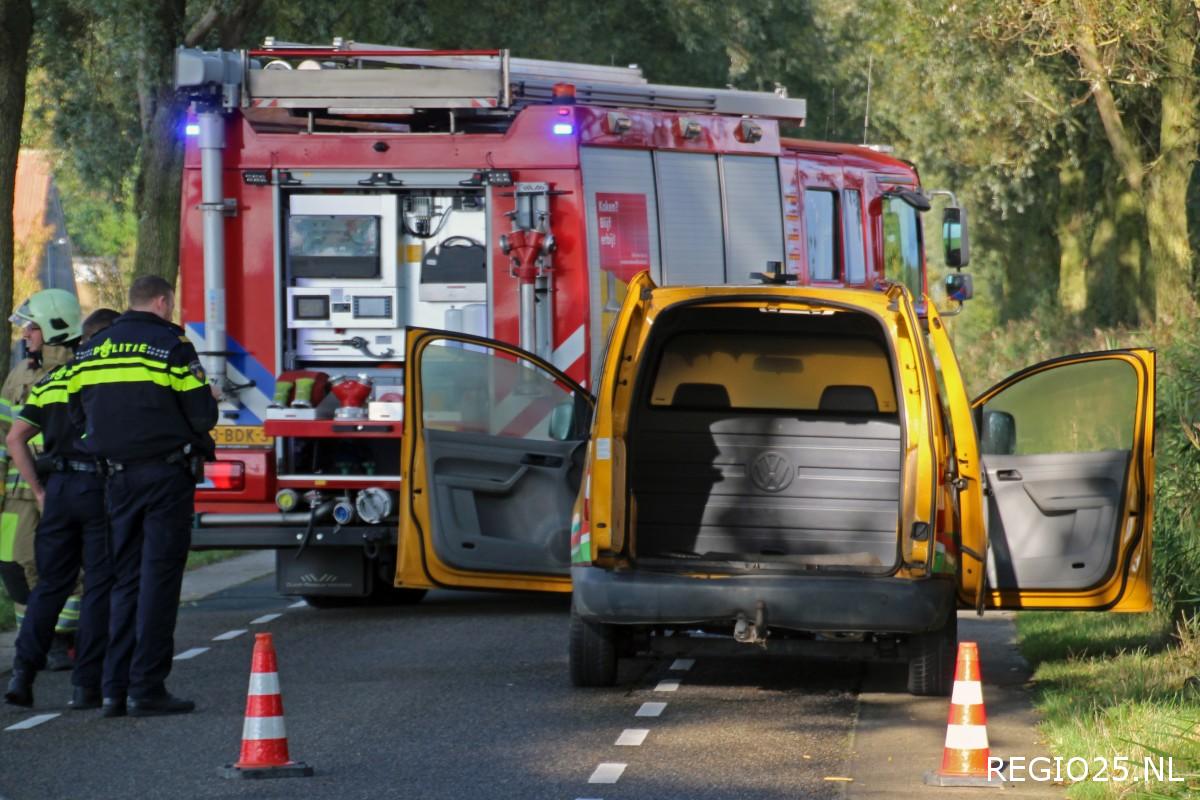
left=203, top=39, right=806, bottom=123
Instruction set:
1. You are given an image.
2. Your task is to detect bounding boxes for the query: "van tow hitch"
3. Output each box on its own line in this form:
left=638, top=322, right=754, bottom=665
left=733, top=601, right=769, bottom=648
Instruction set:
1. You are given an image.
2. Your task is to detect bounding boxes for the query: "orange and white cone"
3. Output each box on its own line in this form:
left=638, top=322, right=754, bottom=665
left=219, top=633, right=313, bottom=780
left=924, top=641, right=1004, bottom=787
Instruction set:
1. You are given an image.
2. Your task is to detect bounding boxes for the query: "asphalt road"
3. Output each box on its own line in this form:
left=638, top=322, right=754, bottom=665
left=0, top=577, right=875, bottom=800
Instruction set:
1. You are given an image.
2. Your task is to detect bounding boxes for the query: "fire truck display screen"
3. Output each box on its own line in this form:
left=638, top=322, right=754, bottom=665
left=293, top=295, right=330, bottom=321
left=287, top=215, right=381, bottom=279
left=353, top=296, right=392, bottom=319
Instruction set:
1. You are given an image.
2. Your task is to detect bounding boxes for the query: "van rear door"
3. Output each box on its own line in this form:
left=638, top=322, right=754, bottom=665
left=396, top=329, right=594, bottom=592
left=972, top=350, right=1155, bottom=611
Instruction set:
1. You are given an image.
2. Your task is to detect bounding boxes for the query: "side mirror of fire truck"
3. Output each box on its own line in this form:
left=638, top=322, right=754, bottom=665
left=944, top=272, right=973, bottom=303
left=942, top=205, right=970, bottom=268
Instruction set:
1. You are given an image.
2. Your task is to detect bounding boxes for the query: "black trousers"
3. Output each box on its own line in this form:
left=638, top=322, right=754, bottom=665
left=102, top=461, right=194, bottom=700
left=14, top=471, right=110, bottom=687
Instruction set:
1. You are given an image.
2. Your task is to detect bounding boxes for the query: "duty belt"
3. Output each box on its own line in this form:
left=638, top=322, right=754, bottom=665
left=105, top=446, right=192, bottom=473
left=53, top=459, right=103, bottom=474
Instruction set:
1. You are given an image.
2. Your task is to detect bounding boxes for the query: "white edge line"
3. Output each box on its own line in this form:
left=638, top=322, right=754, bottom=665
left=212, top=629, right=247, bottom=641
left=173, top=647, right=210, bottom=660
left=5, top=713, right=60, bottom=731
left=635, top=702, right=666, bottom=717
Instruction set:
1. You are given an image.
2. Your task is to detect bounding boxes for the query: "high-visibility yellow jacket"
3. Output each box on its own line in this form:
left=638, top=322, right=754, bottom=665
left=0, top=344, right=74, bottom=502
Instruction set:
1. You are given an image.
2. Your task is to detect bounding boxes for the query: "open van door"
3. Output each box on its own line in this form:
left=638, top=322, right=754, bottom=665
left=972, top=350, right=1155, bottom=611
left=396, top=329, right=594, bottom=593
left=924, top=305, right=987, bottom=609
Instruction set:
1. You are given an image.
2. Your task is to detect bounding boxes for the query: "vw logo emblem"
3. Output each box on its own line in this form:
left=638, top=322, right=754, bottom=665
left=750, top=451, right=793, bottom=493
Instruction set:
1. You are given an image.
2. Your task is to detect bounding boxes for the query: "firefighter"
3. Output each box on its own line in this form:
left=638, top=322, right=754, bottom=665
left=4, top=308, right=122, bottom=709
left=0, top=289, right=85, bottom=670
left=70, top=276, right=217, bottom=717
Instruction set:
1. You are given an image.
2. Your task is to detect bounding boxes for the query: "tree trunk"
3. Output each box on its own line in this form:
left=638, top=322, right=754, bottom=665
left=0, top=0, right=34, bottom=378
left=1143, top=5, right=1199, bottom=327
left=132, top=0, right=187, bottom=287
left=132, top=89, right=186, bottom=286
left=1055, top=160, right=1089, bottom=314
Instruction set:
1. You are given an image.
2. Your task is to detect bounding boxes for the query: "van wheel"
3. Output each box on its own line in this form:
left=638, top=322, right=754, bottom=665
left=569, top=612, right=618, bottom=687
left=907, top=610, right=957, bottom=696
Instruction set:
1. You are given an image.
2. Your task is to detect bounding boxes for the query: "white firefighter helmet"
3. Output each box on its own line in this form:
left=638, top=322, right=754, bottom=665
left=10, top=288, right=83, bottom=345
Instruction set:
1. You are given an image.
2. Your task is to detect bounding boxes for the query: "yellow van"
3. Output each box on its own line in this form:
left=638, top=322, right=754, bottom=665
left=565, top=274, right=1154, bottom=695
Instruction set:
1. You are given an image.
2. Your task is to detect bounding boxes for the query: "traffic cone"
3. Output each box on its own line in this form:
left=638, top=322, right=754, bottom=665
left=924, top=641, right=1004, bottom=787
left=219, top=633, right=313, bottom=780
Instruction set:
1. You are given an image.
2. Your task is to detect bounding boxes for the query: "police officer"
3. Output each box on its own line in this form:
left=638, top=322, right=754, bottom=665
left=0, top=289, right=86, bottom=668
left=71, top=276, right=217, bottom=717
left=4, top=308, right=121, bottom=709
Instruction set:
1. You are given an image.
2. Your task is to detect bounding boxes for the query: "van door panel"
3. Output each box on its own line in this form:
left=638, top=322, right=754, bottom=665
left=423, top=429, right=581, bottom=574
left=973, top=349, right=1154, bottom=610
left=983, top=451, right=1127, bottom=591
left=399, top=328, right=594, bottom=587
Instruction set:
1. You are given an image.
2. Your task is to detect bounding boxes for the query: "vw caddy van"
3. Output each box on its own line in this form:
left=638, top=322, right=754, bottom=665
left=565, top=274, right=1154, bottom=695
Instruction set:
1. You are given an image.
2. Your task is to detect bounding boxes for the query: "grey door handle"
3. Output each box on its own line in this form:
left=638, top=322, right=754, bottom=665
left=996, top=469, right=1022, bottom=481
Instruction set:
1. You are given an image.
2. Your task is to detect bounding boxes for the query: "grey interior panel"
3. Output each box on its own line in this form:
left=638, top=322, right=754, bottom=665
left=632, top=412, right=901, bottom=568
left=423, top=428, right=582, bottom=575
left=983, top=450, right=1129, bottom=590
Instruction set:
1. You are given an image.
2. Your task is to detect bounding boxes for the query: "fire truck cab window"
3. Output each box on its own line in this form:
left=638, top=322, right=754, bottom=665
left=419, top=339, right=581, bottom=441
left=843, top=190, right=866, bottom=283
left=883, top=197, right=923, bottom=296
left=804, top=190, right=838, bottom=281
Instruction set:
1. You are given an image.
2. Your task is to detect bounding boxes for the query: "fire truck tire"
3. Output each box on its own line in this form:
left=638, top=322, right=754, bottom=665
left=906, top=609, right=957, bottom=696
left=569, top=611, right=618, bottom=687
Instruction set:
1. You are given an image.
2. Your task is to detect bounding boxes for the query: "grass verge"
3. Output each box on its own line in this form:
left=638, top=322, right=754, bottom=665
left=0, top=549, right=246, bottom=633
left=1017, top=611, right=1200, bottom=798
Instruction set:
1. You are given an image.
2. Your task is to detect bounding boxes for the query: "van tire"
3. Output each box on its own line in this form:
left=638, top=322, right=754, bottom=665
left=907, top=611, right=957, bottom=696
left=569, top=612, right=618, bottom=687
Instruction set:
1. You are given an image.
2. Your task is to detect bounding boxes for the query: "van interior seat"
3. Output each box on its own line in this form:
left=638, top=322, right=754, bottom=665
left=819, top=385, right=879, bottom=414
left=671, top=382, right=731, bottom=409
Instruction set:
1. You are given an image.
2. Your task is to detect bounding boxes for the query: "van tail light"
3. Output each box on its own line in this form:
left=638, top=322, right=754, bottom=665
left=202, top=461, right=245, bottom=491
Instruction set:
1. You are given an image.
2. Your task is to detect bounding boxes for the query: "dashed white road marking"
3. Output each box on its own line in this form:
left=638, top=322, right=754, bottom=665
left=616, top=728, right=649, bottom=746
left=174, top=647, right=210, bottom=660
left=250, top=613, right=282, bottom=624
left=288, top=600, right=307, bottom=609
left=636, top=702, right=666, bottom=717
left=5, top=714, right=59, bottom=731
left=212, top=629, right=247, bottom=641
left=588, top=763, right=626, bottom=784
left=655, top=679, right=681, bottom=692
left=670, top=658, right=695, bottom=671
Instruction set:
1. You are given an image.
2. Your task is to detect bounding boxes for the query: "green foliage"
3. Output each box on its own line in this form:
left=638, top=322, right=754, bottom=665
left=1016, top=612, right=1200, bottom=798
left=1149, top=324, right=1200, bottom=619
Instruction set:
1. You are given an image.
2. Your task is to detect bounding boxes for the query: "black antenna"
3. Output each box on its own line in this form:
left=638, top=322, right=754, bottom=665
left=863, top=54, right=873, bottom=145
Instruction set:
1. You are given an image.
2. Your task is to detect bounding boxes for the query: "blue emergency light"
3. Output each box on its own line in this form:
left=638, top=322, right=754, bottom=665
left=185, top=123, right=200, bottom=136
left=553, top=123, right=574, bottom=136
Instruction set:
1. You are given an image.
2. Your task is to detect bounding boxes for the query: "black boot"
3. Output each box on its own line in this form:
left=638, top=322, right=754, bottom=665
left=69, top=686, right=102, bottom=711
left=4, top=669, right=34, bottom=708
left=46, top=634, right=75, bottom=672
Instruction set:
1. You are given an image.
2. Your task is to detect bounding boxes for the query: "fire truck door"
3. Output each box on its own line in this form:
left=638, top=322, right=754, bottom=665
left=400, top=328, right=595, bottom=585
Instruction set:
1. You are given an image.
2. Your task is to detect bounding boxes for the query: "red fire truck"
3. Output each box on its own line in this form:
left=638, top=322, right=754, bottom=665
left=173, top=42, right=971, bottom=604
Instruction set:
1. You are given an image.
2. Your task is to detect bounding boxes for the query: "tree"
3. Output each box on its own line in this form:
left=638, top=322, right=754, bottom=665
left=0, top=0, right=35, bottom=376
left=984, top=0, right=1200, bottom=325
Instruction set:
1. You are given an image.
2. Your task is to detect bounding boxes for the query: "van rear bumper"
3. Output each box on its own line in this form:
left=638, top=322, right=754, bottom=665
left=571, top=567, right=956, bottom=634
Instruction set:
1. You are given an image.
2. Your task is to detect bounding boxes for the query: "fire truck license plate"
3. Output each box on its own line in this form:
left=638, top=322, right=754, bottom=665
left=212, top=425, right=273, bottom=447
